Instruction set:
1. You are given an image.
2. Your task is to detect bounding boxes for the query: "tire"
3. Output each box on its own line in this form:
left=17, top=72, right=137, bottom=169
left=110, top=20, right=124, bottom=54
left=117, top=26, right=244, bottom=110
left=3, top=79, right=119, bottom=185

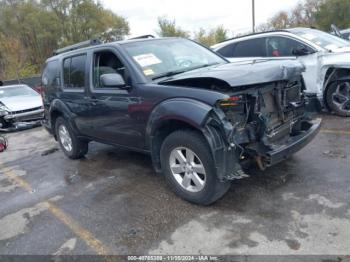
left=326, top=81, right=350, bottom=117
left=55, top=117, right=88, bottom=159
left=160, top=130, right=231, bottom=205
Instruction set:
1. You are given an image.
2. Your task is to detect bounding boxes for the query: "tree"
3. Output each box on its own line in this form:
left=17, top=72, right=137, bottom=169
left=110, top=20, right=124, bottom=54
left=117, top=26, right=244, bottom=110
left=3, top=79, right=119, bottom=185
left=41, top=0, right=129, bottom=44
left=266, top=0, right=323, bottom=29
left=0, top=0, right=130, bottom=80
left=157, top=17, right=190, bottom=38
left=0, top=35, right=36, bottom=80
left=315, top=0, right=350, bottom=30
left=194, top=25, right=228, bottom=47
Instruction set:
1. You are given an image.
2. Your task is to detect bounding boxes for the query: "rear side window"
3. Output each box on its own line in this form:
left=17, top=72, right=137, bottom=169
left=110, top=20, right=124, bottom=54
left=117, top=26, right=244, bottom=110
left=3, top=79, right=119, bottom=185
left=232, top=38, right=266, bottom=57
left=42, top=60, right=60, bottom=88
left=63, top=54, right=86, bottom=89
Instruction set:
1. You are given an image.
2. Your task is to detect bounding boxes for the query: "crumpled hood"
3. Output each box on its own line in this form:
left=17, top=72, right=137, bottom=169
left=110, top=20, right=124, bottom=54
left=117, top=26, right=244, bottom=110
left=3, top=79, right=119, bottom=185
left=161, top=59, right=305, bottom=87
left=0, top=95, right=43, bottom=112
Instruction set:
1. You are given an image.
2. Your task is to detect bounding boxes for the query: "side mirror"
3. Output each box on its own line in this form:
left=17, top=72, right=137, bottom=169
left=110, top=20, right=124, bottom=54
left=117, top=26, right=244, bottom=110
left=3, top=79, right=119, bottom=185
left=292, top=47, right=313, bottom=56
left=100, top=73, right=126, bottom=88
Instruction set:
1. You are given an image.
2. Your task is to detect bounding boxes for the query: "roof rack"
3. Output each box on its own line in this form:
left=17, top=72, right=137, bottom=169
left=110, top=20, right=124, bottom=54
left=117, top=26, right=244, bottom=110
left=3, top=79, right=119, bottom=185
left=128, top=35, right=155, bottom=40
left=53, top=39, right=102, bottom=55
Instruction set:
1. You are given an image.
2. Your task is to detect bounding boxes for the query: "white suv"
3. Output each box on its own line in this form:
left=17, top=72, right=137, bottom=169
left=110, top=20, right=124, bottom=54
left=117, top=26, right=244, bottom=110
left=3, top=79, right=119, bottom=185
left=212, top=28, right=350, bottom=116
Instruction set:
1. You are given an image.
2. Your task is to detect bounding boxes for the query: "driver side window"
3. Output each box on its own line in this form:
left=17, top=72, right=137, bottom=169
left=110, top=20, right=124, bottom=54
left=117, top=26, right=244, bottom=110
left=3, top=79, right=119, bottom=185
left=266, top=36, right=312, bottom=57
left=93, top=50, right=129, bottom=88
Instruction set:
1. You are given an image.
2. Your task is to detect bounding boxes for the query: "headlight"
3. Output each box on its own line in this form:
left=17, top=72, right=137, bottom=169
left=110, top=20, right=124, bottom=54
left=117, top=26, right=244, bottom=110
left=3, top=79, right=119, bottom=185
left=0, top=102, right=9, bottom=116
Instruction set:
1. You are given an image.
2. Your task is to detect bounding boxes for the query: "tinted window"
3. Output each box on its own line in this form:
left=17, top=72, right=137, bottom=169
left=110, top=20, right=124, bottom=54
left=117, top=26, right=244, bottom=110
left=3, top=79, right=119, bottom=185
left=217, top=44, right=235, bottom=57
left=63, top=58, right=70, bottom=86
left=232, top=38, right=266, bottom=57
left=63, top=55, right=86, bottom=88
left=42, top=60, right=60, bottom=88
left=266, top=36, right=312, bottom=57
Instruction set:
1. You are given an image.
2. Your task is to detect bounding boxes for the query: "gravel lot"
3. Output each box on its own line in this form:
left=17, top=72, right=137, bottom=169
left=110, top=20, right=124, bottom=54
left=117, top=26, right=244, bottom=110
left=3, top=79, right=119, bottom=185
left=0, top=114, right=350, bottom=259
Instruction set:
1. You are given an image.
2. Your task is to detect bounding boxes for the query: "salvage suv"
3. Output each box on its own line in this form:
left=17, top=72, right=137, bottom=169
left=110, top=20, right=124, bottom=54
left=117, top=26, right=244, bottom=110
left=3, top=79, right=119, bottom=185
left=42, top=37, right=321, bottom=205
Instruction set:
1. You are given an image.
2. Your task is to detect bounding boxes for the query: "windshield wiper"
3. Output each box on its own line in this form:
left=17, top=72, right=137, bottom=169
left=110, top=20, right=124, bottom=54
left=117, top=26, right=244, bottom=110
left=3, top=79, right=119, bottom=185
left=152, top=69, right=188, bottom=80
left=151, top=62, right=220, bottom=81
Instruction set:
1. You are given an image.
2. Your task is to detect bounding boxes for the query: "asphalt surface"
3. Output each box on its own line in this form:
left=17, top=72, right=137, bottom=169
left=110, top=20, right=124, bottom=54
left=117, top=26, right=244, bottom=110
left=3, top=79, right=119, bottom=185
left=0, top=114, right=350, bottom=257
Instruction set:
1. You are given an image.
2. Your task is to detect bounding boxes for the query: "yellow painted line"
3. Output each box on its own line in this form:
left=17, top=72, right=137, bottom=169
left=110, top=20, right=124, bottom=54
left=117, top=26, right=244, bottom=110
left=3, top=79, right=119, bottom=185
left=47, top=201, right=108, bottom=255
left=1, top=166, right=33, bottom=192
left=0, top=163, right=110, bottom=257
left=321, top=129, right=350, bottom=136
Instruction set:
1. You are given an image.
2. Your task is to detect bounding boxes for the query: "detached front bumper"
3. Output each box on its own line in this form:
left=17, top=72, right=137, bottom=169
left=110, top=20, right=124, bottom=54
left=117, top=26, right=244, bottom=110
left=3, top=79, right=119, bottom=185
left=264, top=118, right=322, bottom=166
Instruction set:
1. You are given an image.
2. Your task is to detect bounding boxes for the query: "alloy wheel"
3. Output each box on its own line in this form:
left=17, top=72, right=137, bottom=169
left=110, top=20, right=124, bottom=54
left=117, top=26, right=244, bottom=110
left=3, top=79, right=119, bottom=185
left=332, top=81, right=350, bottom=113
left=58, top=124, right=73, bottom=152
left=169, top=147, right=206, bottom=193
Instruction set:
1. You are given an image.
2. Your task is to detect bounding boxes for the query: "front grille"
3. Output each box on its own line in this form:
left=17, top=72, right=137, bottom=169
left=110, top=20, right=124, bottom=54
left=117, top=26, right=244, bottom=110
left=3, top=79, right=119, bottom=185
left=12, top=106, right=42, bottom=114
left=15, top=112, right=44, bottom=122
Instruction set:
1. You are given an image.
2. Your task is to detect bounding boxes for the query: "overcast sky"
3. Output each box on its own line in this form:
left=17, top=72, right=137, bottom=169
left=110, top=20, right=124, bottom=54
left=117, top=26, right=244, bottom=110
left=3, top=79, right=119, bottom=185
left=102, top=0, right=299, bottom=37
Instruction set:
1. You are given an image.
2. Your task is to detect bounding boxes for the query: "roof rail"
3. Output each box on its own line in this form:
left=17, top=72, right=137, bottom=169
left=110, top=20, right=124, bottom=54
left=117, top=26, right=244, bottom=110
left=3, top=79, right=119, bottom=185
left=53, top=39, right=102, bottom=55
left=128, top=35, right=155, bottom=40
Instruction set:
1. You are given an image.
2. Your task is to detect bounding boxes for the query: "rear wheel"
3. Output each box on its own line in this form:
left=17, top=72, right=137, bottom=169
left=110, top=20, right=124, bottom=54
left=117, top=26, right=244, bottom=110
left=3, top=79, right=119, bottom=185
left=326, top=81, right=350, bottom=116
left=160, top=130, right=231, bottom=205
left=55, top=117, right=88, bottom=159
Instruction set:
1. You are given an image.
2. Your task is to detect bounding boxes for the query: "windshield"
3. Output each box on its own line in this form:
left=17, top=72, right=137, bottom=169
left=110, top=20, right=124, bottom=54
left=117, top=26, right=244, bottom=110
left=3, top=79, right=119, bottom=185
left=293, top=29, right=350, bottom=50
left=122, top=38, right=227, bottom=79
left=0, top=85, right=38, bottom=99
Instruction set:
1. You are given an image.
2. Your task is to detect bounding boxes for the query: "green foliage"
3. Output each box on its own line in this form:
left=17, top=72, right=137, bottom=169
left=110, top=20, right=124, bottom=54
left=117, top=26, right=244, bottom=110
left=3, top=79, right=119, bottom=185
left=157, top=17, right=190, bottom=38
left=194, top=26, right=228, bottom=47
left=0, top=0, right=129, bottom=80
left=315, top=0, right=350, bottom=30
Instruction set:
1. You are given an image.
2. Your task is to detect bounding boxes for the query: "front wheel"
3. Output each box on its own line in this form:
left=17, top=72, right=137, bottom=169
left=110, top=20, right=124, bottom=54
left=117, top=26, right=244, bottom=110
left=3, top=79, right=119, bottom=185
left=326, top=81, right=350, bottom=116
left=160, top=130, right=231, bottom=205
left=55, top=117, right=88, bottom=159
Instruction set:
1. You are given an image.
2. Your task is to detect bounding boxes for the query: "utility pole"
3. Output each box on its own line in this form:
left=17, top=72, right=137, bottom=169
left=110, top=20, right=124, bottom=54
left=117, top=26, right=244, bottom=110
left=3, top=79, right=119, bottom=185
left=252, top=0, right=255, bottom=33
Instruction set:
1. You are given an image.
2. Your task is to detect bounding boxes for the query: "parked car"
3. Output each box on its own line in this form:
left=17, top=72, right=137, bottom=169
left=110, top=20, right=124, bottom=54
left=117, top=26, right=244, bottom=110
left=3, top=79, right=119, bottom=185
left=42, top=37, right=320, bottom=205
left=212, top=27, right=350, bottom=116
left=330, top=24, right=350, bottom=41
left=0, top=84, right=44, bottom=129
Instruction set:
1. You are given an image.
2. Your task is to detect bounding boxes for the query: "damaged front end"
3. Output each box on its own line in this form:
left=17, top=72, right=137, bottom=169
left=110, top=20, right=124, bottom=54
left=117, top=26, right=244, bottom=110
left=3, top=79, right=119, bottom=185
left=204, top=78, right=321, bottom=181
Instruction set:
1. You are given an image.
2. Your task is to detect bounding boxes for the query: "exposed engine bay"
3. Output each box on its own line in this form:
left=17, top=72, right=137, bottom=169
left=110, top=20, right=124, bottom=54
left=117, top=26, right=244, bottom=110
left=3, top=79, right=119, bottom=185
left=159, top=60, right=321, bottom=181
left=216, top=79, right=312, bottom=169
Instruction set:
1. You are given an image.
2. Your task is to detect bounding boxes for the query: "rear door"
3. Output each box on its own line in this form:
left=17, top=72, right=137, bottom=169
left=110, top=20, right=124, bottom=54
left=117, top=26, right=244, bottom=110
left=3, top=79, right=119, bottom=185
left=60, top=53, right=92, bottom=135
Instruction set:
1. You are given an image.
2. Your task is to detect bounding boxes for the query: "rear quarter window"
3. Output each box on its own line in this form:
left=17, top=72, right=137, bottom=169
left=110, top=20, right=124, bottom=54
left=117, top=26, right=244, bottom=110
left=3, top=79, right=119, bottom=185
left=42, top=60, right=60, bottom=89
left=217, top=44, right=235, bottom=58
left=232, top=38, right=266, bottom=57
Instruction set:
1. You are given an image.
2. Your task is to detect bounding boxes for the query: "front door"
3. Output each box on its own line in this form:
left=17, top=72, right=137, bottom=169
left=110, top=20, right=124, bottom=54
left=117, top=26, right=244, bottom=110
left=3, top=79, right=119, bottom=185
left=85, top=48, right=144, bottom=149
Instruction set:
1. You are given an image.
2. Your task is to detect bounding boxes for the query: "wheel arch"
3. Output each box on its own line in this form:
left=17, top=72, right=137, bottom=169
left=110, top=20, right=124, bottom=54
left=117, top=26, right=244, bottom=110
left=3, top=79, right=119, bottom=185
left=146, top=98, right=213, bottom=173
left=49, top=99, right=75, bottom=139
left=323, top=67, right=350, bottom=109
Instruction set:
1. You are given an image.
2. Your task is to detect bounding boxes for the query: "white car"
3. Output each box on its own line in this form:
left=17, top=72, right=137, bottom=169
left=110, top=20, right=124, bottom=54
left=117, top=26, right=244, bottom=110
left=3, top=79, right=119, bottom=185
left=212, top=28, right=350, bottom=116
left=0, top=84, right=44, bottom=128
